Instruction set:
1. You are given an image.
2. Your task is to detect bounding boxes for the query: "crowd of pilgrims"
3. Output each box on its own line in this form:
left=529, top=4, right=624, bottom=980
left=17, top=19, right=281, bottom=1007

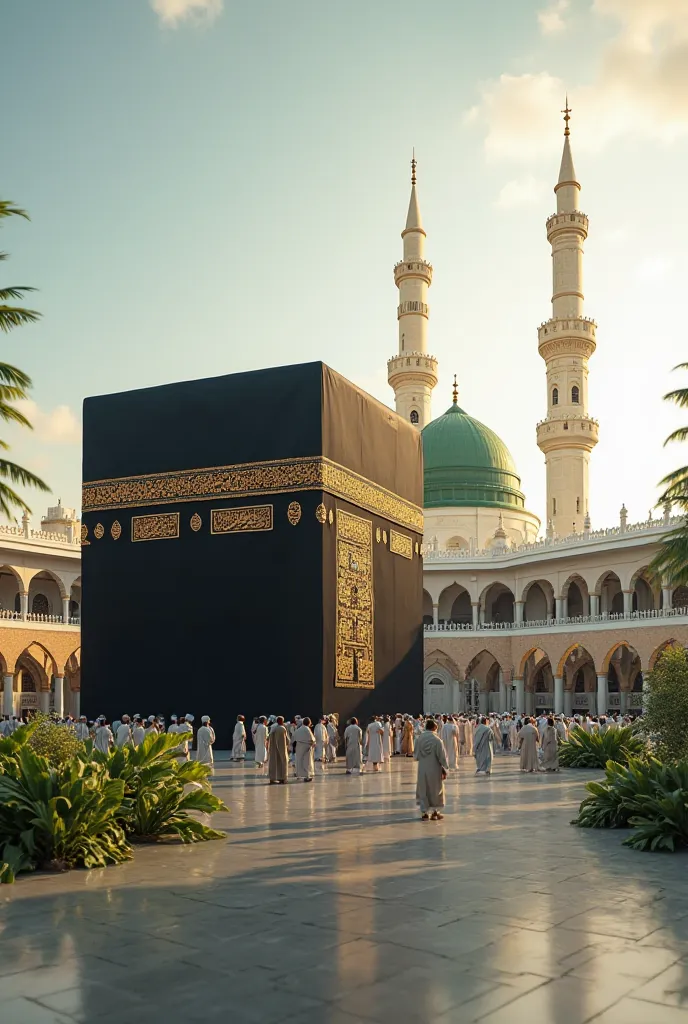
left=0, top=712, right=217, bottom=769
left=230, top=709, right=638, bottom=802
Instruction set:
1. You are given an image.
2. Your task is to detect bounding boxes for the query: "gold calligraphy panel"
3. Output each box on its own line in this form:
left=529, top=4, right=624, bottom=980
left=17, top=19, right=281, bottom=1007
left=82, top=456, right=423, bottom=534
left=389, top=530, right=413, bottom=560
left=131, top=513, right=179, bottom=542
left=336, top=509, right=374, bottom=689
left=211, top=505, right=273, bottom=534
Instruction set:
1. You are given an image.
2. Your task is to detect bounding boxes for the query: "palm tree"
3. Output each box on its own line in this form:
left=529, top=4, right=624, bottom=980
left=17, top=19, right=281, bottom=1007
left=650, top=363, right=688, bottom=586
left=0, top=200, right=49, bottom=518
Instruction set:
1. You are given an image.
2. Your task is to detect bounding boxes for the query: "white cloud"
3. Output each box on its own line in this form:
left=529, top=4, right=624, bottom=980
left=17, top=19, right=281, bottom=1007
left=17, top=401, right=81, bottom=445
left=150, top=0, right=223, bottom=26
left=635, top=255, right=674, bottom=282
left=468, top=0, right=688, bottom=162
left=494, top=175, right=548, bottom=209
left=538, top=0, right=569, bottom=35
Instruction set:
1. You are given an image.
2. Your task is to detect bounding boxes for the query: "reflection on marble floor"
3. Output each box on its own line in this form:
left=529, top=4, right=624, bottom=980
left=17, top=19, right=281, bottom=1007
left=2, top=757, right=688, bottom=1023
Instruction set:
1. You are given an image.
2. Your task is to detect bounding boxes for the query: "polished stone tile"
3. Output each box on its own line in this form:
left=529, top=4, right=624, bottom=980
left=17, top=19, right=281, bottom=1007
left=3, top=758, right=688, bottom=1024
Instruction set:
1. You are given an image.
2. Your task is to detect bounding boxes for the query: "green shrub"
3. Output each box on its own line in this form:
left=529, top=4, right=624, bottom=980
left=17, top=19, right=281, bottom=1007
left=0, top=744, right=130, bottom=883
left=0, top=726, right=227, bottom=883
left=571, top=756, right=688, bottom=852
left=94, top=732, right=226, bottom=843
left=643, top=647, right=688, bottom=763
left=27, top=712, right=85, bottom=767
left=559, top=726, right=646, bottom=769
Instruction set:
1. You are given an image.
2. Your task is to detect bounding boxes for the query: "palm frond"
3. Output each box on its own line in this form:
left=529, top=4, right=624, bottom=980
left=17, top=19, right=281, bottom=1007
left=0, top=460, right=49, bottom=491
left=0, top=202, right=30, bottom=222
left=0, top=363, right=33, bottom=390
left=663, top=389, right=688, bottom=409
left=664, top=427, right=688, bottom=446
left=0, top=287, right=36, bottom=302
left=0, top=404, right=33, bottom=430
left=0, top=306, right=41, bottom=332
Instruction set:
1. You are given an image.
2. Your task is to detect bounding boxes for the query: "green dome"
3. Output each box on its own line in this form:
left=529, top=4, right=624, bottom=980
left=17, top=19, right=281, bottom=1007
left=422, top=401, right=526, bottom=510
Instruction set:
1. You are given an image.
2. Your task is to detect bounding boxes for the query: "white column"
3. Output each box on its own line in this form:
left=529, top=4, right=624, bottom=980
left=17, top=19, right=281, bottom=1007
left=62, top=596, right=70, bottom=624
left=564, top=690, right=573, bottom=715
left=597, top=675, right=607, bottom=716
left=3, top=674, right=14, bottom=715
left=20, top=592, right=28, bottom=620
left=451, top=679, right=460, bottom=713
left=662, top=585, right=673, bottom=611
left=554, top=676, right=564, bottom=715
left=432, top=603, right=439, bottom=627
left=39, top=690, right=50, bottom=714
left=525, top=690, right=534, bottom=716
left=471, top=603, right=479, bottom=629
left=514, top=678, right=525, bottom=712
left=619, top=691, right=629, bottom=713
left=623, top=591, right=633, bottom=617
left=498, top=670, right=506, bottom=712
left=561, top=596, right=568, bottom=620
left=73, top=690, right=80, bottom=719
left=555, top=597, right=564, bottom=619
left=589, top=594, right=600, bottom=617
left=53, top=676, right=65, bottom=718
left=479, top=690, right=489, bottom=714
left=587, top=689, right=597, bottom=716
left=514, top=600, right=524, bottom=625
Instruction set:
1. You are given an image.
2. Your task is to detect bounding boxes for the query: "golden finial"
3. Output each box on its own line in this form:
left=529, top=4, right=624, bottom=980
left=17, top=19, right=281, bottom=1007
left=562, top=95, right=571, bottom=137
left=452, top=374, right=458, bottom=404
left=411, top=148, right=417, bottom=186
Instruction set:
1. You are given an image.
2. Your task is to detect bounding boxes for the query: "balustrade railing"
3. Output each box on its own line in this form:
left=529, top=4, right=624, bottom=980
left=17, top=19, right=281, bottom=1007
left=0, top=609, right=79, bottom=626
left=424, top=605, right=688, bottom=633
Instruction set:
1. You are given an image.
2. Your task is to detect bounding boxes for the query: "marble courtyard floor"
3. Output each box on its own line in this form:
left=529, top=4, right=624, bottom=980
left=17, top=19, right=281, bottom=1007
left=2, top=757, right=688, bottom=1024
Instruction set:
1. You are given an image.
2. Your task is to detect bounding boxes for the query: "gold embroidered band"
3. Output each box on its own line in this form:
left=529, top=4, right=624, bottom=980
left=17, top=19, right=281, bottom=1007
left=211, top=505, right=273, bottom=534
left=131, top=512, right=180, bottom=542
left=335, top=509, right=374, bottom=689
left=389, top=530, right=413, bottom=560
left=82, top=456, right=423, bottom=534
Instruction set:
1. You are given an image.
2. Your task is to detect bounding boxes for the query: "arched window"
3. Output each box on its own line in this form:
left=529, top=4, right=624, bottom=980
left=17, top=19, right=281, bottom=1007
left=552, top=388, right=558, bottom=406
left=571, top=385, right=580, bottom=404
left=410, top=410, right=419, bottom=425
left=31, top=593, right=49, bottom=616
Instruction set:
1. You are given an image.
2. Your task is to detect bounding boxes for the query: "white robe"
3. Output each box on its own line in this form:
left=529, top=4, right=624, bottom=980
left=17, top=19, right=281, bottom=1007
left=394, top=718, right=403, bottom=754
left=94, top=725, right=113, bottom=753
left=196, top=724, right=215, bottom=768
left=292, top=724, right=315, bottom=779
left=382, top=721, right=393, bottom=760
left=232, top=721, right=246, bottom=759
left=132, top=725, right=145, bottom=747
left=75, top=723, right=90, bottom=742
left=254, top=722, right=268, bottom=764
left=115, top=724, right=133, bottom=748
left=176, top=722, right=193, bottom=759
left=441, top=721, right=459, bottom=770
left=314, top=722, right=328, bottom=760
left=344, top=724, right=363, bottom=770
left=366, top=721, right=384, bottom=764
left=327, top=722, right=338, bottom=761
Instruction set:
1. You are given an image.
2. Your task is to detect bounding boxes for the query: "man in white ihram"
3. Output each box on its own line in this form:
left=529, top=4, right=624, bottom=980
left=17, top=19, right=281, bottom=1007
left=196, top=715, right=215, bottom=773
left=115, top=715, right=133, bottom=748
left=176, top=714, right=194, bottom=761
left=365, top=717, right=384, bottom=772
left=75, top=716, right=90, bottom=742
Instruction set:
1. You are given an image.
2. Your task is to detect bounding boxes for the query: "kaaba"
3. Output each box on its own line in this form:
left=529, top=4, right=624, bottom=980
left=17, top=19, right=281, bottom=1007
left=81, top=362, right=424, bottom=747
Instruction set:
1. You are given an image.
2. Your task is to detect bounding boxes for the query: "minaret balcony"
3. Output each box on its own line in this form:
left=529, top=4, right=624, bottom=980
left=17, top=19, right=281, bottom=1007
left=538, top=317, right=597, bottom=360
left=387, top=353, right=438, bottom=390
left=536, top=414, right=599, bottom=454
left=397, top=300, right=429, bottom=319
left=393, top=260, right=433, bottom=286
left=546, top=211, right=588, bottom=241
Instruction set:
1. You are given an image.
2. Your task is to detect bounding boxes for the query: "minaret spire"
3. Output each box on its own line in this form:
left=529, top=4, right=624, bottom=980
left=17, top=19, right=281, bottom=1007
left=536, top=105, right=599, bottom=536
left=387, top=154, right=438, bottom=429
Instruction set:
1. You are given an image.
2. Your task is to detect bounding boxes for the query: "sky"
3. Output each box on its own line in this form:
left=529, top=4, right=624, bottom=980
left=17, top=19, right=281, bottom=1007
left=2, top=0, right=688, bottom=532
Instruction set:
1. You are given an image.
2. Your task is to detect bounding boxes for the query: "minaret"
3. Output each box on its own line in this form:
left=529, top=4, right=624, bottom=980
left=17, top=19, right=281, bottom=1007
left=387, top=154, right=438, bottom=428
left=536, top=101, right=598, bottom=535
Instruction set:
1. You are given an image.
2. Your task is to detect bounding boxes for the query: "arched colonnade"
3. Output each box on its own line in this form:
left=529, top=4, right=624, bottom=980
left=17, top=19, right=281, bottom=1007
left=0, top=641, right=81, bottom=719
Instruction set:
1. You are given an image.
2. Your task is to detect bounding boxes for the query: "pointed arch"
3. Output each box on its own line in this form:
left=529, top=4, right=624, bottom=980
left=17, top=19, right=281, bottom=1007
left=649, top=639, right=682, bottom=671
left=518, top=645, right=552, bottom=680
left=424, top=648, right=460, bottom=678
left=601, top=641, right=641, bottom=673
left=26, top=568, right=68, bottom=599
left=557, top=643, right=596, bottom=679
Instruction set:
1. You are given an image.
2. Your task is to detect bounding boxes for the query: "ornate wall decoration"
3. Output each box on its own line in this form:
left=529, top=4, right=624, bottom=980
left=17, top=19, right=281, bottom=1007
left=328, top=509, right=334, bottom=526
left=415, top=541, right=419, bottom=555
left=83, top=455, right=423, bottom=534
left=190, top=512, right=202, bottom=532
left=111, top=521, right=122, bottom=540
left=382, top=530, right=388, bottom=545
left=211, top=505, right=273, bottom=534
left=389, top=530, right=413, bottom=560
left=287, top=501, right=302, bottom=526
left=94, top=523, right=105, bottom=540
left=80, top=524, right=90, bottom=546
left=376, top=528, right=381, bottom=543
left=315, top=503, right=327, bottom=524
left=335, top=509, right=374, bottom=689
left=131, top=512, right=180, bottom=542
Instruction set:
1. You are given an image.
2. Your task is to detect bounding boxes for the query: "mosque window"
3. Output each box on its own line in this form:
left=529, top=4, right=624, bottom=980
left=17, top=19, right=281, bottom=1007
left=552, top=388, right=558, bottom=406
left=31, top=593, right=49, bottom=616
left=572, top=385, right=580, bottom=403
left=410, top=410, right=419, bottom=425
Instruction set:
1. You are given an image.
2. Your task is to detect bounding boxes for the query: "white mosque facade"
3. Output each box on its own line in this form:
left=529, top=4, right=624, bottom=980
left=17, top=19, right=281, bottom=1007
left=386, top=113, right=688, bottom=718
